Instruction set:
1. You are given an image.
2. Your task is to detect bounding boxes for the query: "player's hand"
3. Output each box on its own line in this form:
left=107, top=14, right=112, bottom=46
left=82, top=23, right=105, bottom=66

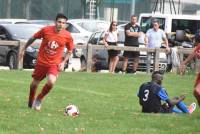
left=58, top=62, right=65, bottom=71
left=179, top=94, right=186, bottom=100
left=172, top=96, right=179, bottom=100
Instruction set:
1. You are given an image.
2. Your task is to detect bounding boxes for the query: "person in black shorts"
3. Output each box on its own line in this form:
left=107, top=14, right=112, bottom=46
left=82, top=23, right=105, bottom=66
left=103, top=21, right=119, bottom=73
left=122, top=15, right=141, bottom=74
left=137, top=71, right=196, bottom=114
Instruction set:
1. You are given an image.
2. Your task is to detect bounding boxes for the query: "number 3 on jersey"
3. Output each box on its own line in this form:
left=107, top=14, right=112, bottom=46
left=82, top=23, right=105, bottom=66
left=143, top=89, right=149, bottom=101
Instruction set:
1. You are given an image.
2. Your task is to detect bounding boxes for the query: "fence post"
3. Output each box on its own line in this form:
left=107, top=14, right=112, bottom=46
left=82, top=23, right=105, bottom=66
left=179, top=52, right=184, bottom=63
left=178, top=49, right=184, bottom=74
left=146, top=52, right=151, bottom=74
left=86, top=44, right=92, bottom=72
left=153, top=48, right=159, bottom=71
left=17, top=41, right=25, bottom=69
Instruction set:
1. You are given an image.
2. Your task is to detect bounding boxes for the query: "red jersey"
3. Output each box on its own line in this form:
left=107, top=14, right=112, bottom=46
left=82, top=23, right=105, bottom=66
left=33, top=26, right=74, bottom=66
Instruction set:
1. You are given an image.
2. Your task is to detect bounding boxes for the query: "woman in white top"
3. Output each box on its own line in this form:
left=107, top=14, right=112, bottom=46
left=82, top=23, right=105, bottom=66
left=103, top=21, right=119, bottom=73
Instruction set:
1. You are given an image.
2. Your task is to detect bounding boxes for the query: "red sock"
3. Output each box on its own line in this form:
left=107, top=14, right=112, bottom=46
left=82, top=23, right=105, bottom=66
left=28, top=84, right=38, bottom=107
left=36, top=84, right=53, bottom=101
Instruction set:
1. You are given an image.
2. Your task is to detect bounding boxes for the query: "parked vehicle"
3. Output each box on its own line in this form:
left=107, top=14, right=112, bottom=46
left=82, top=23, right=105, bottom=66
left=0, top=24, right=43, bottom=69
left=27, top=20, right=54, bottom=26
left=138, top=13, right=200, bottom=47
left=80, top=30, right=167, bottom=72
left=66, top=19, right=109, bottom=57
left=0, top=19, right=28, bottom=24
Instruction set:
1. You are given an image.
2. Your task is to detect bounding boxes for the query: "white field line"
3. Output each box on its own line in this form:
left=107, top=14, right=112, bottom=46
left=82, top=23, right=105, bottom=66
left=0, top=78, right=111, bottom=97
left=55, top=85, right=111, bottom=97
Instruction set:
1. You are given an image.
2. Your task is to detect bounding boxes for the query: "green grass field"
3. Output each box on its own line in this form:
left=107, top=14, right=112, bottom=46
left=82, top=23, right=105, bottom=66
left=0, top=70, right=200, bottom=134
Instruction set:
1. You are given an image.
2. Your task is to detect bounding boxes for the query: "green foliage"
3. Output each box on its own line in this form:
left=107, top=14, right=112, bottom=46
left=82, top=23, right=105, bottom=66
left=0, top=70, right=199, bottom=134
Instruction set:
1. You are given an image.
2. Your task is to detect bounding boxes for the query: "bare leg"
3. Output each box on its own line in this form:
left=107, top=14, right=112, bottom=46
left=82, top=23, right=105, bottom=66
left=36, top=74, right=57, bottom=101
left=112, top=56, right=119, bottom=73
left=132, top=57, right=139, bottom=72
left=123, top=57, right=128, bottom=72
left=28, top=79, right=40, bottom=108
left=109, top=57, right=114, bottom=73
left=194, top=83, right=200, bottom=106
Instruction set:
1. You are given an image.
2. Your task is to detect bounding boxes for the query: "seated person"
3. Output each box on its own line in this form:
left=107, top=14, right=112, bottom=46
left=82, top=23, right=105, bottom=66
left=137, top=71, right=196, bottom=114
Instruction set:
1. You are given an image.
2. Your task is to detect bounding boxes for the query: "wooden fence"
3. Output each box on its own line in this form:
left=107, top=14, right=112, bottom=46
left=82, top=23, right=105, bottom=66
left=76, top=43, right=196, bottom=73
left=0, top=41, right=196, bottom=73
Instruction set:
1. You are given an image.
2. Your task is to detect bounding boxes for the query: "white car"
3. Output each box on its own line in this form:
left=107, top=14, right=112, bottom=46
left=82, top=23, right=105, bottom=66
left=66, top=19, right=110, bottom=57
left=0, top=19, right=28, bottom=24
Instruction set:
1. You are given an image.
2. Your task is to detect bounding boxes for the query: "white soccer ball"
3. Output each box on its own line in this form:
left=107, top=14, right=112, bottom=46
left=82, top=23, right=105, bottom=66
left=65, top=104, right=79, bottom=117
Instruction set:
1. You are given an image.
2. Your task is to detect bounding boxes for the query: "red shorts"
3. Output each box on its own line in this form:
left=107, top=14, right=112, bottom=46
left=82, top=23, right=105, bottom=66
left=32, top=64, right=59, bottom=81
left=195, top=73, right=200, bottom=87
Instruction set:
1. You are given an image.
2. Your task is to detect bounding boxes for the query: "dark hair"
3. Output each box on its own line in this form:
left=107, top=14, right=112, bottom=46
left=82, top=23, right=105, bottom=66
left=109, top=21, right=117, bottom=32
left=55, top=13, right=68, bottom=21
left=151, top=71, right=164, bottom=79
left=131, top=15, right=137, bottom=19
left=152, top=19, right=159, bottom=24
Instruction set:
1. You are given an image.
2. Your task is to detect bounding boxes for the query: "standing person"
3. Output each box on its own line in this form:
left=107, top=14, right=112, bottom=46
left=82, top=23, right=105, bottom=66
left=138, top=71, right=196, bottom=113
left=145, top=20, right=170, bottom=72
left=180, top=31, right=200, bottom=106
left=19, top=13, right=74, bottom=111
left=122, top=15, right=141, bottom=74
left=145, top=20, right=170, bottom=51
left=103, top=21, right=119, bottom=73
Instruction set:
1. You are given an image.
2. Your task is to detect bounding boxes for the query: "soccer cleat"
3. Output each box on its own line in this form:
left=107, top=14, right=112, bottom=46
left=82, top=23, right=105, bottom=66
left=28, top=99, right=35, bottom=108
left=33, top=99, right=42, bottom=111
left=28, top=101, right=33, bottom=108
left=188, top=102, right=196, bottom=114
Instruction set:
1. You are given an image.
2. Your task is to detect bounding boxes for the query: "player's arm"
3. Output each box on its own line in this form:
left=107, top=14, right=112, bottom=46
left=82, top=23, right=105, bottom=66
left=181, top=50, right=196, bottom=66
left=166, top=95, right=185, bottom=106
left=179, top=48, right=196, bottom=74
left=19, top=37, right=36, bottom=60
left=58, top=36, right=74, bottom=71
left=158, top=87, right=185, bottom=106
left=19, top=27, right=43, bottom=60
left=63, top=50, right=72, bottom=64
left=157, top=87, right=177, bottom=107
left=58, top=49, right=72, bottom=71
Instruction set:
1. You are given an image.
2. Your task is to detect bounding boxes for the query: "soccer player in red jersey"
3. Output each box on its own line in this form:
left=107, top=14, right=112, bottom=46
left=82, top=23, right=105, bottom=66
left=19, top=13, right=74, bottom=111
left=180, top=31, right=200, bottom=106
